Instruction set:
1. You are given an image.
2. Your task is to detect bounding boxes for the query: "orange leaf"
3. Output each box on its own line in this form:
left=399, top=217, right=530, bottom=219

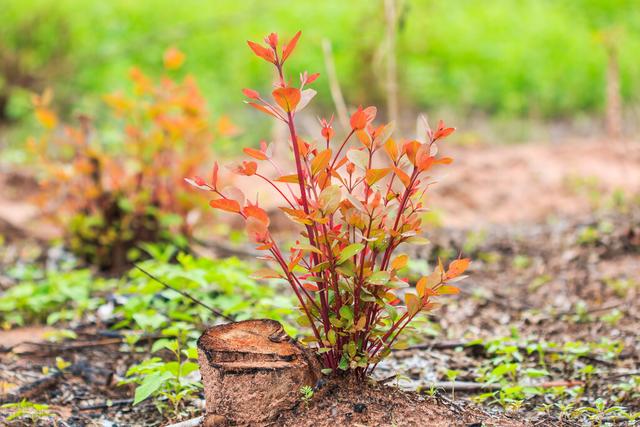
left=247, top=102, right=277, bottom=118
left=446, top=258, right=470, bottom=279
left=282, top=31, right=302, bottom=62
left=311, top=149, right=332, bottom=175
left=437, top=285, right=460, bottom=295
left=384, top=138, right=398, bottom=162
left=234, top=161, right=257, bottom=176
left=391, top=254, right=408, bottom=270
left=163, top=47, right=186, bottom=70
left=243, top=205, right=270, bottom=226
left=365, top=168, right=391, bottom=186
left=435, top=157, right=454, bottom=165
left=403, top=140, right=421, bottom=165
left=416, top=146, right=435, bottom=171
left=393, top=167, right=411, bottom=187
left=244, top=147, right=268, bottom=160
left=35, top=108, right=57, bottom=129
left=272, top=87, right=301, bottom=112
left=209, top=198, right=241, bottom=213
left=302, top=282, right=319, bottom=292
left=405, top=293, right=421, bottom=317
left=274, top=174, right=300, bottom=184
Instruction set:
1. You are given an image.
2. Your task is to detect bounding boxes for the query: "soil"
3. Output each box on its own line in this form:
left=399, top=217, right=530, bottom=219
left=278, top=376, right=526, bottom=427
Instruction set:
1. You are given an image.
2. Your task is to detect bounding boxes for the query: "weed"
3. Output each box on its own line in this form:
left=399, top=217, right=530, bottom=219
left=1, top=400, right=54, bottom=425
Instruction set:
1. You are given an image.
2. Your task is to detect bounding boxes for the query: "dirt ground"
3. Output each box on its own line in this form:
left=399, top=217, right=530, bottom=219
left=1, top=138, right=639, bottom=426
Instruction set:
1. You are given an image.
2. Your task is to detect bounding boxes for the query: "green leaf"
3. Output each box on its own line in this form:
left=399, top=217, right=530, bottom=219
left=337, top=243, right=364, bottom=265
left=338, top=355, right=349, bottom=370
left=327, top=329, right=337, bottom=345
left=368, top=271, right=390, bottom=286
left=133, top=371, right=173, bottom=405
left=339, top=305, right=354, bottom=321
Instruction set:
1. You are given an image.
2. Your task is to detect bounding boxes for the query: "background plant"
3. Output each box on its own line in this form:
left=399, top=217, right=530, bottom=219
left=189, top=31, right=469, bottom=377
left=27, top=50, right=237, bottom=271
left=3, top=0, right=640, bottom=149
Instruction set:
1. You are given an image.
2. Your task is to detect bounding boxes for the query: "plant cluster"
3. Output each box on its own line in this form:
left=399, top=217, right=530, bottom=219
left=0, top=400, right=54, bottom=425
left=188, top=31, right=469, bottom=376
left=28, top=48, right=237, bottom=271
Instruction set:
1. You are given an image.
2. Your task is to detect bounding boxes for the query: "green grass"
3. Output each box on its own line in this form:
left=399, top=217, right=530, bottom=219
left=2, top=0, right=640, bottom=147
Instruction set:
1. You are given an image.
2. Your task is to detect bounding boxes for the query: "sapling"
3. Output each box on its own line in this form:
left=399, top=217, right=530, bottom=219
left=188, top=31, right=469, bottom=377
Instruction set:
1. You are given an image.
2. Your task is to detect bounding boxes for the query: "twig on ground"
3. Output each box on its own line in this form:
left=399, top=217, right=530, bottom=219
left=78, top=398, right=134, bottom=411
left=164, top=416, right=204, bottom=427
left=0, top=372, right=62, bottom=404
left=134, top=264, right=235, bottom=322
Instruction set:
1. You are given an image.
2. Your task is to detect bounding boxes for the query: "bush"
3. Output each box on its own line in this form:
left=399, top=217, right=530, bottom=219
left=188, top=32, right=469, bottom=377
left=29, top=49, right=237, bottom=271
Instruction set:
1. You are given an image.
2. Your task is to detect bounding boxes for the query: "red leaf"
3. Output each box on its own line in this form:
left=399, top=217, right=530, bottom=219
left=242, top=88, right=260, bottom=99
left=272, top=87, right=301, bottom=112
left=306, top=72, right=320, bottom=84
left=302, top=282, right=319, bottom=292
left=247, top=40, right=275, bottom=63
left=282, top=31, right=302, bottom=62
left=209, top=198, right=241, bottom=213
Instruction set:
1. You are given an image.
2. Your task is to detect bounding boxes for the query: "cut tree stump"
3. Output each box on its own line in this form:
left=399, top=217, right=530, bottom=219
left=197, top=319, right=320, bottom=426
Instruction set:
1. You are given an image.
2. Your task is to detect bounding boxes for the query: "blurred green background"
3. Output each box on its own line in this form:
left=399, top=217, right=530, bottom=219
left=1, top=0, right=639, bottom=150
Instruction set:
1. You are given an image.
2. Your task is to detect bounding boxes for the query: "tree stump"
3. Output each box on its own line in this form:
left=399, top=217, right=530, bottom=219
left=197, top=319, right=320, bottom=426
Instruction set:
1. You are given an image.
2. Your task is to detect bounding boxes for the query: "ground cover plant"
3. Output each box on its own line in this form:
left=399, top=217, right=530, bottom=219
left=188, top=31, right=469, bottom=376
left=28, top=50, right=236, bottom=271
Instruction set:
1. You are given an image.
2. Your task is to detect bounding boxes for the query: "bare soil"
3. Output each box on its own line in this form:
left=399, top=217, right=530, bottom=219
left=278, top=376, right=526, bottom=427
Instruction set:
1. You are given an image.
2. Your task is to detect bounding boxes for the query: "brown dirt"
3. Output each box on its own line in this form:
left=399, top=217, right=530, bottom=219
left=278, top=376, right=526, bottom=427
left=431, top=140, right=640, bottom=227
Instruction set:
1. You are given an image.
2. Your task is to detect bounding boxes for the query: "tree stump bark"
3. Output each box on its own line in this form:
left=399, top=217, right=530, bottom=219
left=197, top=319, right=320, bottom=426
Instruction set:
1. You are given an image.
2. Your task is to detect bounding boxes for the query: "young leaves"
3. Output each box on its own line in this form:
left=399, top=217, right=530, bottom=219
left=273, top=87, right=301, bottom=113
left=247, top=40, right=275, bottom=63
left=209, top=199, right=240, bottom=213
left=282, top=31, right=302, bottom=62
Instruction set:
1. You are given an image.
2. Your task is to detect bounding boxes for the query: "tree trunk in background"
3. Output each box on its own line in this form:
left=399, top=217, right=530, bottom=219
left=384, top=0, right=399, bottom=124
left=605, top=45, right=622, bottom=140
left=322, top=39, right=349, bottom=131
